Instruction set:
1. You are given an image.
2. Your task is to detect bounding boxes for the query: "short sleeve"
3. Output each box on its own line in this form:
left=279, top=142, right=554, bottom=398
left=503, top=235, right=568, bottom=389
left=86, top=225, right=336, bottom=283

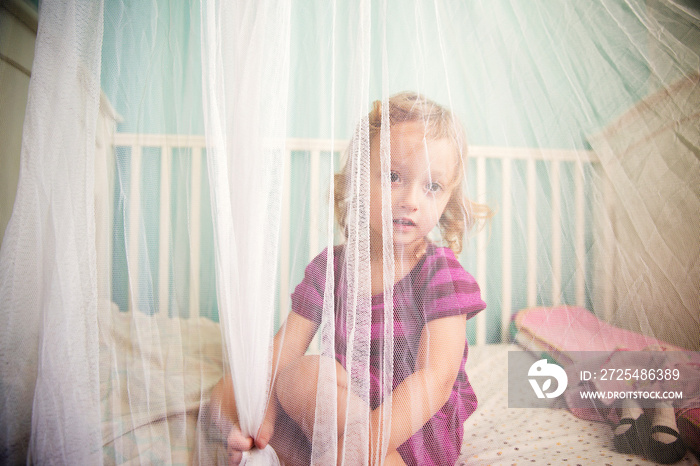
left=420, top=247, right=486, bottom=322
left=290, top=247, right=331, bottom=324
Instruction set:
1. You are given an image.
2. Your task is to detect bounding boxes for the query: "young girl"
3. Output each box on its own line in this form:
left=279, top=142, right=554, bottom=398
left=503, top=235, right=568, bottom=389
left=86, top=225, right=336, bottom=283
left=208, top=92, right=491, bottom=465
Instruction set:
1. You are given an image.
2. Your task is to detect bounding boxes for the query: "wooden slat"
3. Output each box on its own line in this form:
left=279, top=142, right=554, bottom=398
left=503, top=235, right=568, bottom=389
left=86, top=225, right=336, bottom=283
left=189, top=147, right=203, bottom=318
left=309, top=149, right=321, bottom=262
left=278, top=148, right=292, bottom=327
left=127, top=144, right=142, bottom=312
left=158, top=145, right=172, bottom=315
left=551, top=160, right=561, bottom=306
left=501, top=158, right=512, bottom=341
left=476, top=156, right=487, bottom=345
left=527, top=158, right=537, bottom=308
left=574, top=161, right=586, bottom=306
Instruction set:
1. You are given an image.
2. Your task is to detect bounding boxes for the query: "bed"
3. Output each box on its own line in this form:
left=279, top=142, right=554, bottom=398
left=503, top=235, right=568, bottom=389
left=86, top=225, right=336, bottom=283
left=97, top=309, right=699, bottom=465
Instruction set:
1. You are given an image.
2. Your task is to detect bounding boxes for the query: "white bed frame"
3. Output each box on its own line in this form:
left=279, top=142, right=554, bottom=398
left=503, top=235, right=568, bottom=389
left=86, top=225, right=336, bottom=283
left=110, top=133, right=602, bottom=345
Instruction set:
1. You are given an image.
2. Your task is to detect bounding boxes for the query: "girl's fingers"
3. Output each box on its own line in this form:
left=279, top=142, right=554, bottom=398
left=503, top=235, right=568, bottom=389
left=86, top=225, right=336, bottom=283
left=227, top=427, right=254, bottom=452
left=227, top=449, right=243, bottom=465
left=255, top=414, right=275, bottom=449
left=255, top=398, right=278, bottom=449
left=202, top=404, right=234, bottom=445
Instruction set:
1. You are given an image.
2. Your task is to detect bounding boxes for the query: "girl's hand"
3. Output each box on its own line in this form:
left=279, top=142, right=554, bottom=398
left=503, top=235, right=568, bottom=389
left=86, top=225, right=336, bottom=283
left=200, top=402, right=254, bottom=465
left=204, top=404, right=276, bottom=465
left=253, top=397, right=278, bottom=450
left=225, top=395, right=277, bottom=465
left=225, top=426, right=254, bottom=465
left=204, top=376, right=257, bottom=465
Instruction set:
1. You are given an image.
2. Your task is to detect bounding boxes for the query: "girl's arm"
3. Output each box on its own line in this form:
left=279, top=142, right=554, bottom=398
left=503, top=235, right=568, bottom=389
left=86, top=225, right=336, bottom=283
left=370, top=313, right=468, bottom=456
left=255, top=311, right=319, bottom=448
left=271, top=311, right=320, bottom=379
left=210, top=311, right=319, bottom=450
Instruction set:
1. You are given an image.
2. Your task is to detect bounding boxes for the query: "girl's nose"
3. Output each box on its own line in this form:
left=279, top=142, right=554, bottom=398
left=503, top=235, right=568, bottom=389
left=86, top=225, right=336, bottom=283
left=398, top=184, right=420, bottom=211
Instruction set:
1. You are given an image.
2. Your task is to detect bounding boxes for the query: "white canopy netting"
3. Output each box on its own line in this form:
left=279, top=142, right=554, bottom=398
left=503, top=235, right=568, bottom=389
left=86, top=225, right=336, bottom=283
left=0, top=0, right=698, bottom=464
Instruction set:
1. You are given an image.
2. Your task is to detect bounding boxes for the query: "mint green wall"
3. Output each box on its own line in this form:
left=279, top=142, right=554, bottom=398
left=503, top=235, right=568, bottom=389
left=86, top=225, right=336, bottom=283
left=101, top=0, right=685, bottom=147
left=286, top=1, right=660, bottom=149
left=101, top=0, right=203, bottom=135
left=101, top=1, right=697, bottom=332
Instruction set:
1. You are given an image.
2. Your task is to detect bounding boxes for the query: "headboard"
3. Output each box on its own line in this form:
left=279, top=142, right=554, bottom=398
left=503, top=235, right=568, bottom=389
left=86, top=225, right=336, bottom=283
left=108, top=132, right=602, bottom=345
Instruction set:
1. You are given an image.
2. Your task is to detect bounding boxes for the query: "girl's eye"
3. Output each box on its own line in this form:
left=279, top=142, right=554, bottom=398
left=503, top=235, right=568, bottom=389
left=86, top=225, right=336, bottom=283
left=389, top=171, right=399, bottom=183
left=426, top=182, right=441, bottom=193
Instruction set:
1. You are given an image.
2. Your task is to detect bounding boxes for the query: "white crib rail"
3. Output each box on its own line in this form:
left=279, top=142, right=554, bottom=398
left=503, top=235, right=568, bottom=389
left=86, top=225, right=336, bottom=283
left=113, top=134, right=207, bottom=318
left=112, top=134, right=599, bottom=344
left=470, top=147, right=598, bottom=344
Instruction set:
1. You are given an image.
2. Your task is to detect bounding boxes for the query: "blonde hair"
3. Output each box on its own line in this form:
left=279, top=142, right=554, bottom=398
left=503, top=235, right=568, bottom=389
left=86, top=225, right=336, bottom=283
left=334, top=91, right=492, bottom=254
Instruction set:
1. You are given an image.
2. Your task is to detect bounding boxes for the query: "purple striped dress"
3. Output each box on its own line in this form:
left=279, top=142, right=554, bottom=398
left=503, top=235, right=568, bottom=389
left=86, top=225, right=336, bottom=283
left=290, top=243, right=486, bottom=465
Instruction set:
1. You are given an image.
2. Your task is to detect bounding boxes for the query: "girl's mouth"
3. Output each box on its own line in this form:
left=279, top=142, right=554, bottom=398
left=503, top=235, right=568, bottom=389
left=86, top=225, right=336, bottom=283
left=393, top=218, right=416, bottom=227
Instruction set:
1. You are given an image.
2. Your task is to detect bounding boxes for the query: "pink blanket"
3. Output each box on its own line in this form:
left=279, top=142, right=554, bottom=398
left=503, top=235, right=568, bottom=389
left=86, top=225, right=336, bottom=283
left=513, top=305, right=684, bottom=366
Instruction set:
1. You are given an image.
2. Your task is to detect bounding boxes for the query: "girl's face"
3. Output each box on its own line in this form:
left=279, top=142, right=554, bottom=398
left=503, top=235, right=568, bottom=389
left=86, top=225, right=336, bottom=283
left=369, top=121, right=458, bottom=254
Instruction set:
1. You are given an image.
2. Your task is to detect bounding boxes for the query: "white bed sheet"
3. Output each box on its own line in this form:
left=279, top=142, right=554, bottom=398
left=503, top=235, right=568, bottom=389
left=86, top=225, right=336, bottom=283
left=99, top=309, right=223, bottom=465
